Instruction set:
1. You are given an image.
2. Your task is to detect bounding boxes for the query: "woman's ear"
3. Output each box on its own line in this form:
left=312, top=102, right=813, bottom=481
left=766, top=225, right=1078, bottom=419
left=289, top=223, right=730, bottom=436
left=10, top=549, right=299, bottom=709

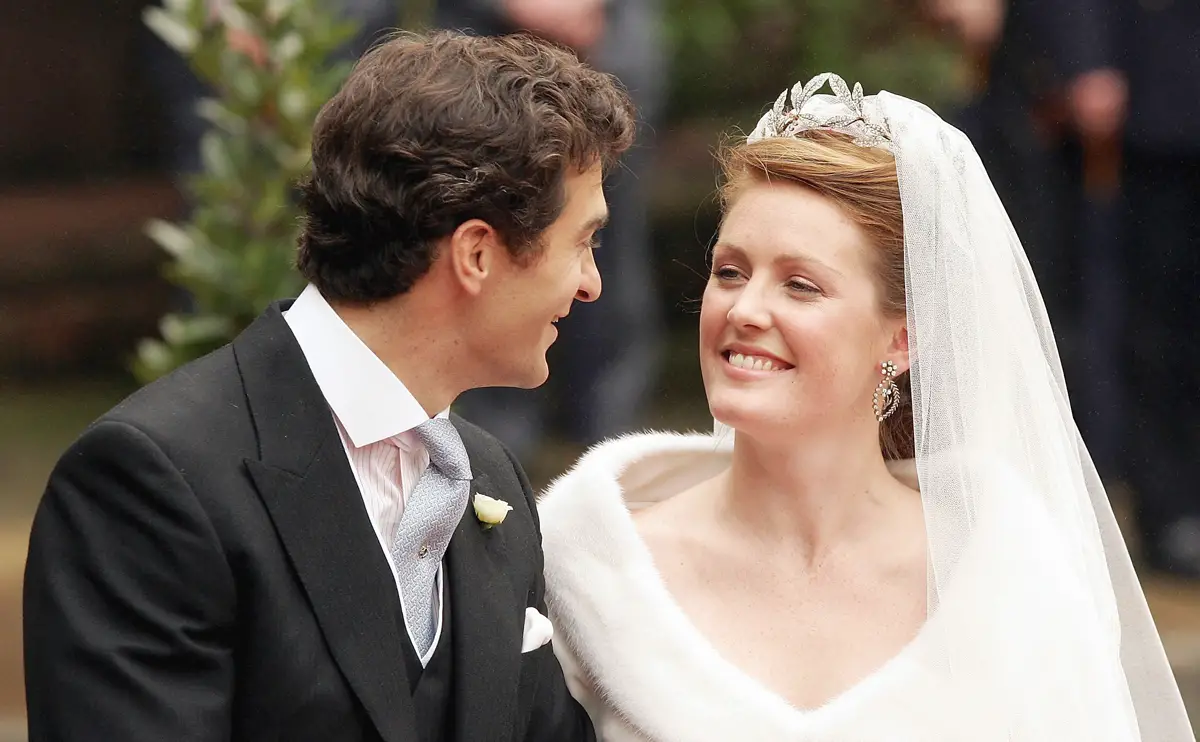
left=889, top=322, right=911, bottom=374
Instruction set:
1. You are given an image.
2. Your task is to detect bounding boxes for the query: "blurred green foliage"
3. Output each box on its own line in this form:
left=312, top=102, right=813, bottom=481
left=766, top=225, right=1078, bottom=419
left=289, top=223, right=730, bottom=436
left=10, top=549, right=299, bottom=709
left=133, top=0, right=357, bottom=383
left=664, top=0, right=963, bottom=125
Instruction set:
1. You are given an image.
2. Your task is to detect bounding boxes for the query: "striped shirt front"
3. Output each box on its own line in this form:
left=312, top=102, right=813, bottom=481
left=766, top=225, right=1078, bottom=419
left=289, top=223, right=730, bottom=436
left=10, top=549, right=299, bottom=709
left=284, top=283, right=450, bottom=665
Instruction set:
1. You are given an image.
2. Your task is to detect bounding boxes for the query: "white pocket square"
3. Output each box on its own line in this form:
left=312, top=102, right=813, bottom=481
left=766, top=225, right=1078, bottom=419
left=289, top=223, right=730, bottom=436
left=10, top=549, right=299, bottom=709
left=521, top=606, right=554, bottom=653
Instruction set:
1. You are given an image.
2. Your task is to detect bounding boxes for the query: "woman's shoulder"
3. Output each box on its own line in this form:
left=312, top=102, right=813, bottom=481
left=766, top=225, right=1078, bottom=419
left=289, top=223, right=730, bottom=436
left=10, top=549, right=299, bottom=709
left=538, top=430, right=731, bottom=547
left=538, top=431, right=796, bottom=741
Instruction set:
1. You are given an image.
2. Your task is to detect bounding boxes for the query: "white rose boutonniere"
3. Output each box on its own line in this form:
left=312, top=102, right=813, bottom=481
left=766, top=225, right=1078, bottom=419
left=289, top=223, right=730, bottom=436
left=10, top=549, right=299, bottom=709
left=473, top=493, right=513, bottom=530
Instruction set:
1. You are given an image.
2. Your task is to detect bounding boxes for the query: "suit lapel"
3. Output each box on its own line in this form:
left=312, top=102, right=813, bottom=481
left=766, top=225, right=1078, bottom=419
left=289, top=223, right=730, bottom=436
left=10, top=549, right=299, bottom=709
left=447, top=470, right=523, bottom=742
left=235, top=304, right=416, bottom=742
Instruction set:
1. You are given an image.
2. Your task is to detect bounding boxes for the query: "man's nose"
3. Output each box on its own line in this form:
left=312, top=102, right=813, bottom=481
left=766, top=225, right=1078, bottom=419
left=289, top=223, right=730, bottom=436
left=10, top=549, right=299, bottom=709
left=576, top=247, right=602, bottom=303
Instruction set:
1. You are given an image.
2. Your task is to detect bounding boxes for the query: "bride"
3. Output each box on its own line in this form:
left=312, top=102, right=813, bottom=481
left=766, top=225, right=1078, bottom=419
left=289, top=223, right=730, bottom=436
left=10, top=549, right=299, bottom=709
left=537, top=75, right=1195, bottom=740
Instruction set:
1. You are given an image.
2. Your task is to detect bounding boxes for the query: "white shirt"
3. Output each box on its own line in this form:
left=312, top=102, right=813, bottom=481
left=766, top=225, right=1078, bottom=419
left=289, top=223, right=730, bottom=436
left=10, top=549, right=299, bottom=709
left=284, top=283, right=448, bottom=664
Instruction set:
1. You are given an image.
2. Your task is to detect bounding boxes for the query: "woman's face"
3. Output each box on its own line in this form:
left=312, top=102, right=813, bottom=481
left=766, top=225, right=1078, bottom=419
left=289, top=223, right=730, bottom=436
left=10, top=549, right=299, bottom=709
left=700, top=180, right=907, bottom=439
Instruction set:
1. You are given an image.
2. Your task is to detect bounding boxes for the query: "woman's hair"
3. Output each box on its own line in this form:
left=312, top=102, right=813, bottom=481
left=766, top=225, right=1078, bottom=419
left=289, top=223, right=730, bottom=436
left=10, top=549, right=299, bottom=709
left=718, top=131, right=914, bottom=460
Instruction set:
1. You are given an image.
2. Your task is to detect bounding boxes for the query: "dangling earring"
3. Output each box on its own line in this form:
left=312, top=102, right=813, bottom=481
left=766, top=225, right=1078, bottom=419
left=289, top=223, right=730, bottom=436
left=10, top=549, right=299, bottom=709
left=873, top=360, right=900, bottom=422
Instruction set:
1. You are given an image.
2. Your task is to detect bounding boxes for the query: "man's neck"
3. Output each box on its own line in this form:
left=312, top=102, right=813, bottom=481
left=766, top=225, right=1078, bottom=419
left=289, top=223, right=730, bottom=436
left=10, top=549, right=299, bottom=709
left=332, top=296, right=464, bottom=417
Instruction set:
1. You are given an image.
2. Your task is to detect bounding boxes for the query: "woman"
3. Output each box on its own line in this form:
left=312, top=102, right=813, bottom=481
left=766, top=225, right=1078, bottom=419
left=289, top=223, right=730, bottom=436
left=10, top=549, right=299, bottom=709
left=538, top=75, right=1195, bottom=740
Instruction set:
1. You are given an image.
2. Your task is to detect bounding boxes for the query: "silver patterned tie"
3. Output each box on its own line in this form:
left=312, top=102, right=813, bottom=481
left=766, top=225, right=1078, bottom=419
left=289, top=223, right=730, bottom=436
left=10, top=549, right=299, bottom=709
left=390, top=418, right=472, bottom=656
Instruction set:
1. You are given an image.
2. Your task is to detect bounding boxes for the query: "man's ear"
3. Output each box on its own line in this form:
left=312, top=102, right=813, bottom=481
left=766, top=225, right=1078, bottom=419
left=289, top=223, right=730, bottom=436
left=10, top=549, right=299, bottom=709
left=446, top=219, right=502, bottom=296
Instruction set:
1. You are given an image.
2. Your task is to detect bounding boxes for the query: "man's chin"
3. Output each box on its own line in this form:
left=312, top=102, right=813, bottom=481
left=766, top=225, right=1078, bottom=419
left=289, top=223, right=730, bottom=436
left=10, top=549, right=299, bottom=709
left=510, top=358, right=550, bottom=390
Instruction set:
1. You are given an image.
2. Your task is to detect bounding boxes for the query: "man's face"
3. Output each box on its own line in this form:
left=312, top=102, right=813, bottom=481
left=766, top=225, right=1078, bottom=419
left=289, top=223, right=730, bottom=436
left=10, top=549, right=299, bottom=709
left=470, top=162, right=607, bottom=389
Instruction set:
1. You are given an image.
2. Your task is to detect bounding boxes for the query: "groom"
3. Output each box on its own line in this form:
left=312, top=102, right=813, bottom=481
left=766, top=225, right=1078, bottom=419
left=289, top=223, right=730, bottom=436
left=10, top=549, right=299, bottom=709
left=22, top=32, right=633, bottom=742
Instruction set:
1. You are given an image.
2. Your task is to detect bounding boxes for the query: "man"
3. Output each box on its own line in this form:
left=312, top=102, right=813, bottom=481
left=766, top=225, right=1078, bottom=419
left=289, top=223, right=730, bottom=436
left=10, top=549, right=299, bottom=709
left=23, top=31, right=634, bottom=741
left=440, top=0, right=666, bottom=463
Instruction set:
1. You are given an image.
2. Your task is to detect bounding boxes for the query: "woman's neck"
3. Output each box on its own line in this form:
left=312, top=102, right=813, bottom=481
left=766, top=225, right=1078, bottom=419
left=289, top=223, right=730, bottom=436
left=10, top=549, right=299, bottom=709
left=713, top=424, right=913, bottom=568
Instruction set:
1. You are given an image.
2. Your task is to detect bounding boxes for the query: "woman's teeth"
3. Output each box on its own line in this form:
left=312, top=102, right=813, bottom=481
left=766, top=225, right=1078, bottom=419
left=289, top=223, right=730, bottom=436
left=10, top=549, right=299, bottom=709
left=727, top=352, right=780, bottom=372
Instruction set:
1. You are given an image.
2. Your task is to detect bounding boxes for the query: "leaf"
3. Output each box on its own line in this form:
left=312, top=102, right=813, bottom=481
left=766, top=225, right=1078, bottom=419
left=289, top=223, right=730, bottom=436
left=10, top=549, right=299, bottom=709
left=273, top=32, right=304, bottom=65
left=195, top=99, right=247, bottom=136
left=160, top=314, right=234, bottom=346
left=132, top=338, right=176, bottom=384
left=228, top=66, right=264, bottom=106
left=150, top=220, right=230, bottom=285
left=144, top=218, right=194, bottom=260
left=265, top=0, right=296, bottom=23
left=143, top=7, right=199, bottom=54
left=199, top=132, right=235, bottom=179
left=162, top=0, right=194, bottom=15
left=215, top=1, right=256, bottom=33
left=277, top=84, right=307, bottom=121
left=190, top=41, right=225, bottom=87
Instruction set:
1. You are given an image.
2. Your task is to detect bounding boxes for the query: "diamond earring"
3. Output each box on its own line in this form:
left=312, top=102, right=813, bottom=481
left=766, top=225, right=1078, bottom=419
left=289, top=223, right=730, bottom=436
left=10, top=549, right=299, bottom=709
left=873, top=360, right=900, bottom=422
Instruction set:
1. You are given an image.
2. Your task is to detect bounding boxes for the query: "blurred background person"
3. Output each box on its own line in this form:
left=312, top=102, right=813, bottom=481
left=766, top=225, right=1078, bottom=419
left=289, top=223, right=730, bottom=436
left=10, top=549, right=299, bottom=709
left=930, top=0, right=1200, bottom=578
left=927, top=0, right=1124, bottom=473
left=441, top=0, right=668, bottom=468
left=1084, top=0, right=1200, bottom=579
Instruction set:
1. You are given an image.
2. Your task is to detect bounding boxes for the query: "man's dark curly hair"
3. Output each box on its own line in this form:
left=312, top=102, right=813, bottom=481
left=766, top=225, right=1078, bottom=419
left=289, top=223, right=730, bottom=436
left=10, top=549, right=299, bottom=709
left=296, top=31, right=637, bottom=304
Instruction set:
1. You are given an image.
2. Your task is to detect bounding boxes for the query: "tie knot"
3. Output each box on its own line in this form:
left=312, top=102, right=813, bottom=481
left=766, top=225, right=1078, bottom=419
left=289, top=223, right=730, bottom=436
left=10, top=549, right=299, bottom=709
left=413, top=418, right=472, bottom=480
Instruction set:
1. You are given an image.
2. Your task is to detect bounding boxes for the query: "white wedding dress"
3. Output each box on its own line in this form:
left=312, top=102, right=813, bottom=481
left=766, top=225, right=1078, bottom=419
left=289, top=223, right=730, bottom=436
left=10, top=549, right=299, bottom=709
left=540, top=431, right=1144, bottom=742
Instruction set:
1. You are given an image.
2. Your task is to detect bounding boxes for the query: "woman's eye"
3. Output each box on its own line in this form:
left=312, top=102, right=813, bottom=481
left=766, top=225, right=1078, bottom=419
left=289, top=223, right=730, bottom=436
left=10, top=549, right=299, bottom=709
left=713, top=267, right=741, bottom=280
left=787, top=279, right=819, bottom=293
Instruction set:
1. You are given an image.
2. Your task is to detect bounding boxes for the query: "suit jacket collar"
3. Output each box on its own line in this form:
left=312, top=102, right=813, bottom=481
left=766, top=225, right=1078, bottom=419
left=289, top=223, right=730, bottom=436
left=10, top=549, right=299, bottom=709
left=235, top=302, right=417, bottom=742
left=235, top=301, right=328, bottom=474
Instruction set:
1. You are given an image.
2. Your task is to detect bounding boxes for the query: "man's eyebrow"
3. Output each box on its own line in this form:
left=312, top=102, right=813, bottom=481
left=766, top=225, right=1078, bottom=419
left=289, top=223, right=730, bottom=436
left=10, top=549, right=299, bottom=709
left=579, top=212, right=610, bottom=235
